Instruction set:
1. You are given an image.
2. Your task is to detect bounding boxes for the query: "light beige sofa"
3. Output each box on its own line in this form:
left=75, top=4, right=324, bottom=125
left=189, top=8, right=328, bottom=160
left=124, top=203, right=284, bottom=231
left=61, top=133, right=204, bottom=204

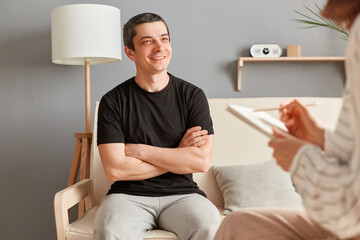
left=54, top=97, right=342, bottom=240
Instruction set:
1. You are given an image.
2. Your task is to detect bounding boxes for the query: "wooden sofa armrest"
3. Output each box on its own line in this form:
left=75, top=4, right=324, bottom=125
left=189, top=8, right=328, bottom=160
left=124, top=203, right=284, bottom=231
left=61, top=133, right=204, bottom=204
left=54, top=179, right=95, bottom=240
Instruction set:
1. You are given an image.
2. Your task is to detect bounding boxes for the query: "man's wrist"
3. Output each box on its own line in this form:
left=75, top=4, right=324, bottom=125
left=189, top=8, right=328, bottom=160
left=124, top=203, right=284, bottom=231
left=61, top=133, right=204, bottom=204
left=135, top=144, right=148, bottom=160
left=125, top=143, right=147, bottom=160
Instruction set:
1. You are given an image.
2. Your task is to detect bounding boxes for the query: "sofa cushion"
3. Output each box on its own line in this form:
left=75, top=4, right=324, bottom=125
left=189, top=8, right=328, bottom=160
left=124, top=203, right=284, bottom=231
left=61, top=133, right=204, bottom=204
left=212, top=160, right=303, bottom=215
left=67, top=207, right=97, bottom=240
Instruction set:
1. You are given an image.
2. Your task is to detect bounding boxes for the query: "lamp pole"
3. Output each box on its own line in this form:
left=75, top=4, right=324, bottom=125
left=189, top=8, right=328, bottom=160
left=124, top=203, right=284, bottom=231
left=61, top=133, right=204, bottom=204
left=85, top=60, right=91, bottom=133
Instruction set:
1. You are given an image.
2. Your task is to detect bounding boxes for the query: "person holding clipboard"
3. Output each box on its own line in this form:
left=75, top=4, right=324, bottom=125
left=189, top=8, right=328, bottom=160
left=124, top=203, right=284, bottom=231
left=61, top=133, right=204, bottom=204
left=215, top=0, right=360, bottom=239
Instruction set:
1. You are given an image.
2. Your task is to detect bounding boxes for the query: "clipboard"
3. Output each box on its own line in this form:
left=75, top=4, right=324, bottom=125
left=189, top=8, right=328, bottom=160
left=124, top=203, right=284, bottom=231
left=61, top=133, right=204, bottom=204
left=227, top=104, right=287, bottom=138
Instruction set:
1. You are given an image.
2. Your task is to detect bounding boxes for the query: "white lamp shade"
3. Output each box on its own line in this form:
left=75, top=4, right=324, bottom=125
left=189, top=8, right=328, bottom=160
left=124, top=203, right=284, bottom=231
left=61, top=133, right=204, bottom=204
left=51, top=4, right=122, bottom=65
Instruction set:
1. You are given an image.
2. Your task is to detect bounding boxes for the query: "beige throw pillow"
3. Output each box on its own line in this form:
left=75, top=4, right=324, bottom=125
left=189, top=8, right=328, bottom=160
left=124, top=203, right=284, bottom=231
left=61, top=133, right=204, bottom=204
left=212, top=160, right=303, bottom=215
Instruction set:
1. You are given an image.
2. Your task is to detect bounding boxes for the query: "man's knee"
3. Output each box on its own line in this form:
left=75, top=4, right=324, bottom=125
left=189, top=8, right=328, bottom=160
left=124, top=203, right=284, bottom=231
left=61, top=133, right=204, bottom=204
left=189, top=211, right=221, bottom=239
left=194, top=198, right=221, bottom=238
left=199, top=219, right=220, bottom=236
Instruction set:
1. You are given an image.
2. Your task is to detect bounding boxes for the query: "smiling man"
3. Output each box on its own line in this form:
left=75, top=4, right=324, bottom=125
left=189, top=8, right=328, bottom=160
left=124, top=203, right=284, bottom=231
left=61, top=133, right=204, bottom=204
left=94, top=13, right=220, bottom=240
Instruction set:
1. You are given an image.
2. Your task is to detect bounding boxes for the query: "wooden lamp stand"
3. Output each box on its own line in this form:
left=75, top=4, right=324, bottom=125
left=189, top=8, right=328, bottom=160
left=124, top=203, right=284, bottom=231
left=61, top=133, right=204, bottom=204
left=67, top=61, right=92, bottom=217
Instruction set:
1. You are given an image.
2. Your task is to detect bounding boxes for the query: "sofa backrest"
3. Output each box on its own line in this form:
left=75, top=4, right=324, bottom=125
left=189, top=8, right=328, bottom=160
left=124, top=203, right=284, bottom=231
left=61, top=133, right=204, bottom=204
left=91, top=97, right=342, bottom=207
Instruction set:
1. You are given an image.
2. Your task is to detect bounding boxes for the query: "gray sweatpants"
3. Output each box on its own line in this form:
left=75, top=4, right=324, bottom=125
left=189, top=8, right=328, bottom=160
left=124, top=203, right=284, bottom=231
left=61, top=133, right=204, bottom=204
left=94, top=193, right=221, bottom=240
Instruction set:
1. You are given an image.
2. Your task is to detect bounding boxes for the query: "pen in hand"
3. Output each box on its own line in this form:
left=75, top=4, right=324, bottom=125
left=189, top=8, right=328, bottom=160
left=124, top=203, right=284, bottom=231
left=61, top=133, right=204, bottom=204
left=254, top=101, right=323, bottom=112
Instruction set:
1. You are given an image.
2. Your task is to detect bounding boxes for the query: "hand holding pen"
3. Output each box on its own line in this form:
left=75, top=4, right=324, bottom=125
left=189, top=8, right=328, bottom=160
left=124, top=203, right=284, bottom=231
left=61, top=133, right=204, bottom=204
left=274, top=99, right=325, bottom=149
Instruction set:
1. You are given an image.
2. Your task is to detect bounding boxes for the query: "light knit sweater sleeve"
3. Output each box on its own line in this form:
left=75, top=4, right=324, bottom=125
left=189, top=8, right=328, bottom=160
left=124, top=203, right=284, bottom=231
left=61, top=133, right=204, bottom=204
left=290, top=142, right=360, bottom=238
left=289, top=16, right=360, bottom=239
left=323, top=128, right=335, bottom=157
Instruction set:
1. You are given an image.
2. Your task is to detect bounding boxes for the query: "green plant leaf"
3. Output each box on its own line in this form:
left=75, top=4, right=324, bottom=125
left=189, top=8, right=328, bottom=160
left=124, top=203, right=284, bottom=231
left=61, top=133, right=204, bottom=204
left=293, top=3, right=350, bottom=41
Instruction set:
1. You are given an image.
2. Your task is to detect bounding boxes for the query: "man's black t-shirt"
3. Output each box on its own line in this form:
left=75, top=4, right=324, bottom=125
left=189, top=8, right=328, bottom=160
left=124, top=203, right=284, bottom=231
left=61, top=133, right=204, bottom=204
left=97, top=73, right=213, bottom=197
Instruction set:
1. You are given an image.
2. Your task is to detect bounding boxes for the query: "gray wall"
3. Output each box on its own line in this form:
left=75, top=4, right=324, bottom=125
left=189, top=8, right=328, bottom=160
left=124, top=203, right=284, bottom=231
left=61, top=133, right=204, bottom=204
left=0, top=0, right=346, bottom=239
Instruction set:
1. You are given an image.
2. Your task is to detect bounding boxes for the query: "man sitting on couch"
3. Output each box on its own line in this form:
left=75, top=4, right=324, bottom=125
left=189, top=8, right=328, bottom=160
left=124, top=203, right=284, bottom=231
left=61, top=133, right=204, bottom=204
left=94, top=12, right=220, bottom=240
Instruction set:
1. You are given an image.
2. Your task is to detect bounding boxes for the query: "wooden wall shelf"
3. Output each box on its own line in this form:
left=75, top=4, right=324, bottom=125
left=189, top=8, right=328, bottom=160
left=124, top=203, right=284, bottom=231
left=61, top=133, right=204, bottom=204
left=237, top=56, right=345, bottom=91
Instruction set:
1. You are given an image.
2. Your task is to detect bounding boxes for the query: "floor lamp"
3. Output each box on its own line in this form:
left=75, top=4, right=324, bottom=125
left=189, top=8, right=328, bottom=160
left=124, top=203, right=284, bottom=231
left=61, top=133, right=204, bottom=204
left=51, top=4, right=121, bottom=216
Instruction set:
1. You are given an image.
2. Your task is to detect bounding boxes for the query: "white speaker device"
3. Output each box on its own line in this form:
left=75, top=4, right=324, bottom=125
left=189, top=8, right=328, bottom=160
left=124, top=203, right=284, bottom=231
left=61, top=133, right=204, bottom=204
left=250, top=44, right=282, bottom=58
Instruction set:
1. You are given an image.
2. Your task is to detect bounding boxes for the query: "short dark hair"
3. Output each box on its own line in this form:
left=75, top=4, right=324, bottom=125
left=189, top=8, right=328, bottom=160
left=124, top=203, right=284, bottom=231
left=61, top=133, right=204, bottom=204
left=123, top=13, right=170, bottom=51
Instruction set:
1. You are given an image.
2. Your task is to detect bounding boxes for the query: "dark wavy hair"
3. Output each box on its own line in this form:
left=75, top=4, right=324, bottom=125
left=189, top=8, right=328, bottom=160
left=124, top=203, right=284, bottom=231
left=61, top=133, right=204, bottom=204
left=123, top=13, right=170, bottom=51
left=322, top=0, right=360, bottom=29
